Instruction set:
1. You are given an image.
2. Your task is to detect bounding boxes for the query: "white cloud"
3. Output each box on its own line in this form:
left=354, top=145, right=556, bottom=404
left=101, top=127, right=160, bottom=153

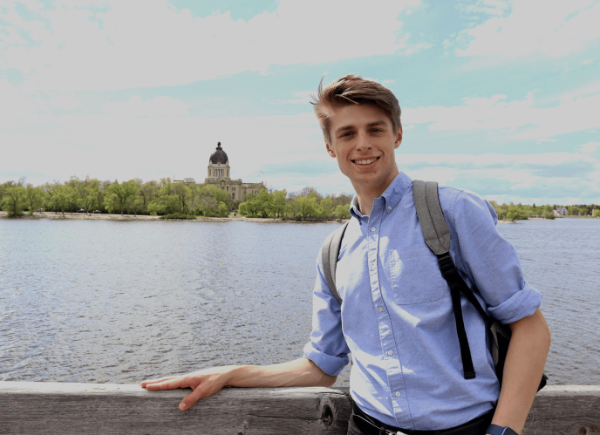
left=579, top=141, right=600, bottom=153
left=405, top=91, right=600, bottom=140
left=452, top=0, right=600, bottom=59
left=102, top=96, right=190, bottom=117
left=278, top=91, right=314, bottom=105
left=1, top=0, right=423, bottom=93
left=398, top=151, right=600, bottom=204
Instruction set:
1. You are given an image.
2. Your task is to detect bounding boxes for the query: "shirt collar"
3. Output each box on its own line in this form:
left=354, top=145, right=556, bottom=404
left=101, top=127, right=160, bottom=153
left=349, top=171, right=412, bottom=220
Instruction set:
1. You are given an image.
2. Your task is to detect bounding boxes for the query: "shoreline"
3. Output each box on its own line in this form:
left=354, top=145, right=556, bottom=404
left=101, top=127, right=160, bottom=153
left=0, top=211, right=347, bottom=223
left=2, top=211, right=596, bottom=223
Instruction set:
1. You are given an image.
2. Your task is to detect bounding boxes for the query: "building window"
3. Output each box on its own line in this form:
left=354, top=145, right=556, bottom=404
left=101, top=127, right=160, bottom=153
left=232, top=193, right=235, bottom=200
left=232, top=187, right=235, bottom=191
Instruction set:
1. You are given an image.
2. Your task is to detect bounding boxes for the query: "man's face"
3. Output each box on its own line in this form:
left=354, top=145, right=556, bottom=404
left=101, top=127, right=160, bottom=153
left=325, top=103, right=402, bottom=194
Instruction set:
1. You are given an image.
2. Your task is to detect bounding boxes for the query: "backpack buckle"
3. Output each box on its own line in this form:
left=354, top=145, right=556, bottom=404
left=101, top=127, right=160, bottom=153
left=437, top=252, right=456, bottom=276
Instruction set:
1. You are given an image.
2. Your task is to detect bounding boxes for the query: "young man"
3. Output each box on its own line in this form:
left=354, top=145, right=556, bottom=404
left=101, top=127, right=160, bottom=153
left=141, top=75, right=551, bottom=435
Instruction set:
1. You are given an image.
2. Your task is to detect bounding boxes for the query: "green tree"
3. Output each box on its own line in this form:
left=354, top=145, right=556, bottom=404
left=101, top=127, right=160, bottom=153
left=172, top=182, right=192, bottom=214
left=334, top=204, right=351, bottom=220
left=50, top=184, right=75, bottom=216
left=105, top=180, right=138, bottom=215
left=506, top=203, right=528, bottom=222
left=271, top=190, right=287, bottom=219
left=593, top=209, right=600, bottom=218
left=24, top=184, right=44, bottom=215
left=294, top=193, right=321, bottom=220
left=218, top=201, right=229, bottom=217
left=138, top=180, right=159, bottom=214
left=1, top=184, right=26, bottom=216
left=320, top=197, right=334, bottom=218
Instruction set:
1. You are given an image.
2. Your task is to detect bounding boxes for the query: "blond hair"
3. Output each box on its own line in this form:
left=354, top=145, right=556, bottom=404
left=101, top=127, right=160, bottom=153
left=311, top=74, right=402, bottom=142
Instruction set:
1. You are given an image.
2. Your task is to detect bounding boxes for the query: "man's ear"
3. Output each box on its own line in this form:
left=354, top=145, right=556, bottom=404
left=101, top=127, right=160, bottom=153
left=394, top=126, right=403, bottom=149
left=326, top=140, right=336, bottom=158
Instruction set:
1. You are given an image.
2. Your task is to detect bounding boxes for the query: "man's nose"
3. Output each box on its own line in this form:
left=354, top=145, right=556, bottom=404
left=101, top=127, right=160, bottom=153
left=356, top=131, right=372, bottom=150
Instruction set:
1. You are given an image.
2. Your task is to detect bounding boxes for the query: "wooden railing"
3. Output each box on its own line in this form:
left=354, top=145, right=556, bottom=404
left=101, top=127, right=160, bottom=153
left=0, top=382, right=598, bottom=434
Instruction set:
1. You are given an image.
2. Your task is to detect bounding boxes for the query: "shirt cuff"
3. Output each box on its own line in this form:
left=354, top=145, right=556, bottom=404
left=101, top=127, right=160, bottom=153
left=487, top=281, right=542, bottom=324
left=303, top=342, right=349, bottom=376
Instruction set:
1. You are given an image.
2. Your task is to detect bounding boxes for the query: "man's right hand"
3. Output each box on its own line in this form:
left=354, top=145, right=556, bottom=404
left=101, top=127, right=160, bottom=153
left=141, top=366, right=234, bottom=411
left=140, top=358, right=336, bottom=411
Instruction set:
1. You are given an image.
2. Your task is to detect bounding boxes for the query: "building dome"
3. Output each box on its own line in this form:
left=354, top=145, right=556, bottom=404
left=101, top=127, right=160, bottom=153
left=209, top=142, right=229, bottom=164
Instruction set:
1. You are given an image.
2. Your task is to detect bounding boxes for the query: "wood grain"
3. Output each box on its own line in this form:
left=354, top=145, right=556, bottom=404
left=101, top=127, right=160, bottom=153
left=1, top=383, right=598, bottom=434
left=0, top=382, right=351, bottom=434
left=525, top=386, right=600, bottom=435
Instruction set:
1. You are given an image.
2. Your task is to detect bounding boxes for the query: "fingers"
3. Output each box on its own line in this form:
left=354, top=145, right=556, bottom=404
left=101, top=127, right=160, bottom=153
left=179, top=381, right=218, bottom=411
left=140, top=376, right=179, bottom=389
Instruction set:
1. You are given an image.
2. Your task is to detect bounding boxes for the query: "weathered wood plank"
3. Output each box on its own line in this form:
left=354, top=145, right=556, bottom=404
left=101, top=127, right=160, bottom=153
left=1, top=383, right=598, bottom=434
left=524, top=386, right=600, bottom=435
left=0, top=382, right=351, bottom=434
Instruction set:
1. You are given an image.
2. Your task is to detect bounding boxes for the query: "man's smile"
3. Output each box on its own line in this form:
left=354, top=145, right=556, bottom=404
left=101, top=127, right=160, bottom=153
left=353, top=157, right=380, bottom=166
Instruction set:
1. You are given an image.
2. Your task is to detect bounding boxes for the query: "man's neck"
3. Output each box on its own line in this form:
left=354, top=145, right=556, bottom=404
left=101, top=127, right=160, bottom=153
left=354, top=186, right=389, bottom=216
left=352, top=171, right=399, bottom=216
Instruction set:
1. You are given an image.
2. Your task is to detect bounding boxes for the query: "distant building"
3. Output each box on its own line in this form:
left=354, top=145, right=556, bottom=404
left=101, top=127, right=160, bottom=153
left=553, top=207, right=568, bottom=217
left=174, top=142, right=265, bottom=203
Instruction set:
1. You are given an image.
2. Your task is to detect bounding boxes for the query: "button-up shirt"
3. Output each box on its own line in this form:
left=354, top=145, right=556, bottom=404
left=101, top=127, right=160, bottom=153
left=303, top=172, right=542, bottom=430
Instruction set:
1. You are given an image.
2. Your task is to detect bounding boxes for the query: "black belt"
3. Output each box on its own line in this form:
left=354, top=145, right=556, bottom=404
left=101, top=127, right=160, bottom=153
left=352, top=402, right=495, bottom=435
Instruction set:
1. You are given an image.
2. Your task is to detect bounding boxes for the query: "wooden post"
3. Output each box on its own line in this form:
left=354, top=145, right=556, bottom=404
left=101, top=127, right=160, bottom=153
left=0, top=382, right=599, bottom=434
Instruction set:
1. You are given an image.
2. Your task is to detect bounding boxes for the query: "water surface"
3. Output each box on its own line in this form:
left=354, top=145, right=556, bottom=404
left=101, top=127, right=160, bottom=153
left=0, top=218, right=598, bottom=386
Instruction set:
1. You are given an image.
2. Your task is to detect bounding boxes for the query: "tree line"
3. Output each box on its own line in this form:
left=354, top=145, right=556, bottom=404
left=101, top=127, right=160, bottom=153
left=1, top=177, right=597, bottom=221
left=489, top=201, right=600, bottom=220
left=0, top=177, right=353, bottom=220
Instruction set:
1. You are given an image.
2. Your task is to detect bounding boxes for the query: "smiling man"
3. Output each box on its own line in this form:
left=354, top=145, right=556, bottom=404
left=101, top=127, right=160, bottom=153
left=141, top=75, right=550, bottom=435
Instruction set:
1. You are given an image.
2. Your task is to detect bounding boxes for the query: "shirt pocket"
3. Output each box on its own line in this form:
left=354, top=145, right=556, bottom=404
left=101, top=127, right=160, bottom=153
left=389, top=245, right=446, bottom=305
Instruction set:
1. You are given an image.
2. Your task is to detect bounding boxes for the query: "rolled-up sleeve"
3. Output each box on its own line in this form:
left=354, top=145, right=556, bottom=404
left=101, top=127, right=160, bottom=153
left=445, top=190, right=542, bottom=325
left=302, top=249, right=350, bottom=376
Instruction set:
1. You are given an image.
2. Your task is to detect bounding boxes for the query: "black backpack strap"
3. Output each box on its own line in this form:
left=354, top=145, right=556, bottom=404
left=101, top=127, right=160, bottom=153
left=414, top=180, right=478, bottom=380
left=321, top=222, right=349, bottom=305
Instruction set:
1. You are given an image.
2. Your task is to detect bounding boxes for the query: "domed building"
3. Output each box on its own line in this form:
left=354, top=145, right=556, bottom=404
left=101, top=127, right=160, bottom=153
left=174, top=142, right=265, bottom=203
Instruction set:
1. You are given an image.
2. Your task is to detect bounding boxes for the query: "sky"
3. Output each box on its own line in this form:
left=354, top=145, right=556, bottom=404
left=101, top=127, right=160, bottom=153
left=1, top=0, right=599, bottom=205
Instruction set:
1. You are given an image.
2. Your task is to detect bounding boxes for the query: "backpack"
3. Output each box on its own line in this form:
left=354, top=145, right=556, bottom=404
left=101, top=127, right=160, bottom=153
left=320, top=180, right=547, bottom=390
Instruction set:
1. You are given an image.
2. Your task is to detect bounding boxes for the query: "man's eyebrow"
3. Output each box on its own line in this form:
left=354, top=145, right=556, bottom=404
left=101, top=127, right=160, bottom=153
left=334, top=125, right=354, bottom=135
left=367, top=120, right=387, bottom=128
left=334, top=120, right=387, bottom=135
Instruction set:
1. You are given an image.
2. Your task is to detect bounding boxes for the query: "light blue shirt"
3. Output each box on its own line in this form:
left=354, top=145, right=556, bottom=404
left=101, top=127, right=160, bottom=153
left=303, top=172, right=542, bottom=430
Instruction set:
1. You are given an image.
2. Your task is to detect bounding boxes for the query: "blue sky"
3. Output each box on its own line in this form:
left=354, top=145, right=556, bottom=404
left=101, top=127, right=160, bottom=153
left=1, top=0, right=599, bottom=205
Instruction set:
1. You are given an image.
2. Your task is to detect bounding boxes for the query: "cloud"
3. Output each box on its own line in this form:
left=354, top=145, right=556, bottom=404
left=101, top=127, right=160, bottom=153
left=277, top=91, right=314, bottom=105
left=398, top=150, right=600, bottom=204
left=450, top=0, right=600, bottom=59
left=579, top=141, right=600, bottom=153
left=404, top=91, right=600, bottom=140
left=1, top=0, right=423, bottom=93
left=102, top=96, right=190, bottom=117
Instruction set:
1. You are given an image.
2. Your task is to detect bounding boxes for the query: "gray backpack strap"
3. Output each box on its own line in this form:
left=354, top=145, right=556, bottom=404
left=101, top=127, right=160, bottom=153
left=321, top=222, right=349, bottom=305
left=413, top=180, right=450, bottom=255
left=414, top=179, right=476, bottom=379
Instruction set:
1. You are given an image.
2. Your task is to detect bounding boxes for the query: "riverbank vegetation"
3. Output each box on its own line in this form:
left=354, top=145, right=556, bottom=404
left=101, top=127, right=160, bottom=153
left=0, top=177, right=352, bottom=221
left=1, top=177, right=598, bottom=221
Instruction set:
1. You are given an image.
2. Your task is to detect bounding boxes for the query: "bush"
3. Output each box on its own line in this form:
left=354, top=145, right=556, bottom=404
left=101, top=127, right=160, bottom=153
left=159, top=213, right=197, bottom=220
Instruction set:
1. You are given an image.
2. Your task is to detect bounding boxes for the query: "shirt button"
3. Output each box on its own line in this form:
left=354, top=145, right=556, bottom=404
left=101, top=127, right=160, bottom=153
left=387, top=350, right=393, bottom=356
left=396, top=391, right=401, bottom=397
left=388, top=206, right=392, bottom=211
left=378, top=307, right=384, bottom=312
left=370, top=227, right=376, bottom=232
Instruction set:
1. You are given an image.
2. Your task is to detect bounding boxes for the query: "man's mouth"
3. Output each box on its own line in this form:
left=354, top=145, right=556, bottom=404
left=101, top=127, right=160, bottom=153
left=353, top=157, right=379, bottom=165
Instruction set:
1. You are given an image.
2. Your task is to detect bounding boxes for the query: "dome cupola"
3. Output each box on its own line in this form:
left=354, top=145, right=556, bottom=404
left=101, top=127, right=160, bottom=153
left=209, top=142, right=229, bottom=164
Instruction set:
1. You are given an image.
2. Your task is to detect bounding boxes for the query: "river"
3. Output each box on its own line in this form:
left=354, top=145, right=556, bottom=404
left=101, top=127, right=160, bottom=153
left=0, top=217, right=598, bottom=387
